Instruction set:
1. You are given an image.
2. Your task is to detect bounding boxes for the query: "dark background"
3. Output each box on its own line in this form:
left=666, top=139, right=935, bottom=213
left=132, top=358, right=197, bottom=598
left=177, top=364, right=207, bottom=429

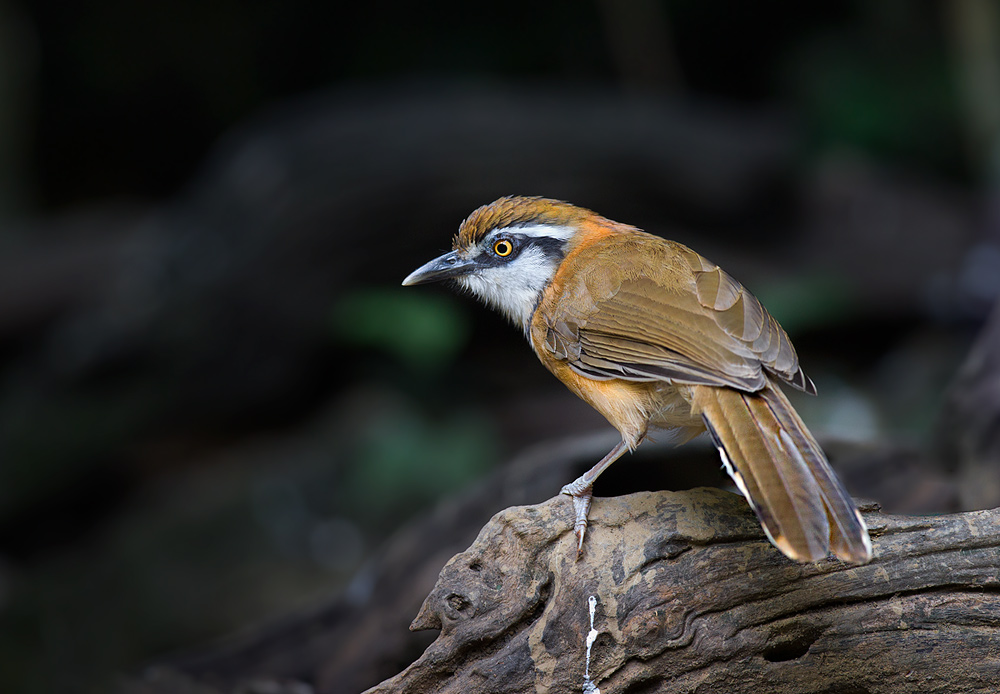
left=2, top=1, right=999, bottom=692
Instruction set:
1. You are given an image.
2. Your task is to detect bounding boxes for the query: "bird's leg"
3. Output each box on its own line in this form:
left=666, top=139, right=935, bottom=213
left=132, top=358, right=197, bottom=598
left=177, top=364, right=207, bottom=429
left=560, top=438, right=632, bottom=557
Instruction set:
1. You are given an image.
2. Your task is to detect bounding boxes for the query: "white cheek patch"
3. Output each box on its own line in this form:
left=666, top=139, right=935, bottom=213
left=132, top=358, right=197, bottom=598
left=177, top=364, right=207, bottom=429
left=457, top=245, right=559, bottom=332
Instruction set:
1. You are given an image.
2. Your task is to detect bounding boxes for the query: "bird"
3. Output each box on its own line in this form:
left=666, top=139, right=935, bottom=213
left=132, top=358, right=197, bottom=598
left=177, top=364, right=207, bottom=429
left=402, top=196, right=872, bottom=564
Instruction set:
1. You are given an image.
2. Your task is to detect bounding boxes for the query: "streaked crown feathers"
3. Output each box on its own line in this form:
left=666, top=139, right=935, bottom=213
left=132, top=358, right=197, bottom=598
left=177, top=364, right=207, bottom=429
left=454, top=196, right=596, bottom=249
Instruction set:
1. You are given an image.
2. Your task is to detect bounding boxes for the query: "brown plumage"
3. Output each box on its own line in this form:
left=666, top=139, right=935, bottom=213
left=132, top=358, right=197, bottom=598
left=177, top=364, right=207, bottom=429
left=455, top=196, right=593, bottom=247
left=404, top=196, right=872, bottom=564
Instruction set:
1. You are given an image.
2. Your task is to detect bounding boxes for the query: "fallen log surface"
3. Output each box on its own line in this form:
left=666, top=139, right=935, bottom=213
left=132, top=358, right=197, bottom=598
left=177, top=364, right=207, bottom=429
left=366, top=488, right=1000, bottom=694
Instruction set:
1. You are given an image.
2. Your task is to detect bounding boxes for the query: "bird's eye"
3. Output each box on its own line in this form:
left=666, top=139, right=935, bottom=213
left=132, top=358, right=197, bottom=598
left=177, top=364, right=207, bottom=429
left=493, top=239, right=513, bottom=257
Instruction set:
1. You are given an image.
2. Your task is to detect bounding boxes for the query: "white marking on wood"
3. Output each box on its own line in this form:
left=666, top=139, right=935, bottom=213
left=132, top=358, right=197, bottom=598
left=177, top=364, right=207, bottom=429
left=583, top=595, right=601, bottom=694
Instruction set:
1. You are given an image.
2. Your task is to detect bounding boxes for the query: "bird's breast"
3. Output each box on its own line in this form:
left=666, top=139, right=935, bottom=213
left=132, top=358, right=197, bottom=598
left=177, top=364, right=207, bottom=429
left=529, top=340, right=698, bottom=445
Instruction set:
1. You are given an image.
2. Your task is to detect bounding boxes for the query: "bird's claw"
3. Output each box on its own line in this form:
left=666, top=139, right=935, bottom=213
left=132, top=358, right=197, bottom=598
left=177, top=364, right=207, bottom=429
left=562, top=482, right=593, bottom=560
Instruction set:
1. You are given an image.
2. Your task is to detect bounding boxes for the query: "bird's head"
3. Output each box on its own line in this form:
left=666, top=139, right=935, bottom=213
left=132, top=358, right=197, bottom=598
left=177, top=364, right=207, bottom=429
left=403, top=196, right=610, bottom=330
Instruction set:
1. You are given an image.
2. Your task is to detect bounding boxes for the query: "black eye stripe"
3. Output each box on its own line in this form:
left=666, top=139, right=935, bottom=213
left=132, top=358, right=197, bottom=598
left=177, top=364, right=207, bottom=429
left=529, top=235, right=567, bottom=261
left=476, top=233, right=567, bottom=267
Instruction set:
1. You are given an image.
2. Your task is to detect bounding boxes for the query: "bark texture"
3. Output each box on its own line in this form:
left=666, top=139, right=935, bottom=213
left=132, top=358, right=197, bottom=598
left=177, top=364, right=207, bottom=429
left=367, top=489, right=1000, bottom=694
left=124, top=434, right=996, bottom=694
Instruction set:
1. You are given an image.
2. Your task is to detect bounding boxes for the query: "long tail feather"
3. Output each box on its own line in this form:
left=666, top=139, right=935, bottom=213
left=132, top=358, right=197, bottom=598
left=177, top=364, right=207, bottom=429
left=692, top=382, right=872, bottom=563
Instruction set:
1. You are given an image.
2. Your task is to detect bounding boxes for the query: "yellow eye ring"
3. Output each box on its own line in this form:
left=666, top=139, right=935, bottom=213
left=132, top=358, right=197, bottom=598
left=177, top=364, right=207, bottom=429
left=493, top=239, right=513, bottom=257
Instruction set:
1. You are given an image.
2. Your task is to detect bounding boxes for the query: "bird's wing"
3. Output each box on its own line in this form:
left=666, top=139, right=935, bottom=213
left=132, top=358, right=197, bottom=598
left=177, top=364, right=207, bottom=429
left=539, top=235, right=815, bottom=394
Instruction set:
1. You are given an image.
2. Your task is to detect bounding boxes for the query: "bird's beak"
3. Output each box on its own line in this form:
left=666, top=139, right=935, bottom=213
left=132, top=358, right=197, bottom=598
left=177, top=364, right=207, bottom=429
left=402, top=250, right=476, bottom=286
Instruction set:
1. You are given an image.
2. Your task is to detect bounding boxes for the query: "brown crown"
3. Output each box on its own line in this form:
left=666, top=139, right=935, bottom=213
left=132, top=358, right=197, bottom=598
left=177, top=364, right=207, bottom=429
left=453, top=196, right=593, bottom=248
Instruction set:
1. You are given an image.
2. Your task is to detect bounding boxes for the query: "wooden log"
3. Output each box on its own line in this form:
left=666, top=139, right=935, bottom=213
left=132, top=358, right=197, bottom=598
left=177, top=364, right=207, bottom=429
left=125, top=437, right=985, bottom=694
left=365, top=488, right=1000, bottom=694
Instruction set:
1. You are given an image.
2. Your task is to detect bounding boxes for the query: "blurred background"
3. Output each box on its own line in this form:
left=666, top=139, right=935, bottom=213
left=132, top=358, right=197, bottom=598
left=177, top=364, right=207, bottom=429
left=2, top=1, right=1000, bottom=692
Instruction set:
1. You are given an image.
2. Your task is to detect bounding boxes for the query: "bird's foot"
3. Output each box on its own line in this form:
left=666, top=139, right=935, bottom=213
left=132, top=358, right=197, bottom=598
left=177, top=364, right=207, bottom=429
left=560, top=478, right=593, bottom=559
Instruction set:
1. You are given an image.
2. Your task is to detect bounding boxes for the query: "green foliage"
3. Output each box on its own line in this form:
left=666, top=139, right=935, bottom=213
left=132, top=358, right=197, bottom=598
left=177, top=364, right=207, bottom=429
left=753, top=274, right=856, bottom=335
left=339, top=395, right=497, bottom=531
left=785, top=26, right=964, bottom=176
left=331, top=288, right=471, bottom=372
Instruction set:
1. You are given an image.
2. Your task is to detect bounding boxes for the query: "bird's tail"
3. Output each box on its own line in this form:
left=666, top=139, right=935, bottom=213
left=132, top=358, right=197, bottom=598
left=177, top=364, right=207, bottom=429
left=691, top=382, right=872, bottom=563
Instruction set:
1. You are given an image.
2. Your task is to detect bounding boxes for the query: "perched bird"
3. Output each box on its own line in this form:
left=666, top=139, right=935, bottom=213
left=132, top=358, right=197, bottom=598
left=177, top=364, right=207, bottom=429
left=403, top=196, right=872, bottom=564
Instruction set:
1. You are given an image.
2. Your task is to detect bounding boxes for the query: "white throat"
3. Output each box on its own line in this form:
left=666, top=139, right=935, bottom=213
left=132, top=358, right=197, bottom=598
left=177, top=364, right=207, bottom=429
left=457, top=245, right=558, bottom=332
left=457, top=225, right=574, bottom=333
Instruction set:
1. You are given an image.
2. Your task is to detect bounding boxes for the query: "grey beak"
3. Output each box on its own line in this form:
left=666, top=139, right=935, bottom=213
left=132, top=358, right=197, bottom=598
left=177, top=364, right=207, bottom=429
left=402, top=250, right=476, bottom=286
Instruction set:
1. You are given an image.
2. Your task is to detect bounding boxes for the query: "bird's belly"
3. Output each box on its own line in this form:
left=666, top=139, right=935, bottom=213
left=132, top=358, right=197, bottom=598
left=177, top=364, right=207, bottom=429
left=551, top=359, right=701, bottom=444
left=647, top=382, right=702, bottom=430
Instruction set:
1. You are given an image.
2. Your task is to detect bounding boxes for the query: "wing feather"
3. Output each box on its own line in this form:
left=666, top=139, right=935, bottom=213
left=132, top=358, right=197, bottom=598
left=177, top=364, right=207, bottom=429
left=537, top=233, right=814, bottom=394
